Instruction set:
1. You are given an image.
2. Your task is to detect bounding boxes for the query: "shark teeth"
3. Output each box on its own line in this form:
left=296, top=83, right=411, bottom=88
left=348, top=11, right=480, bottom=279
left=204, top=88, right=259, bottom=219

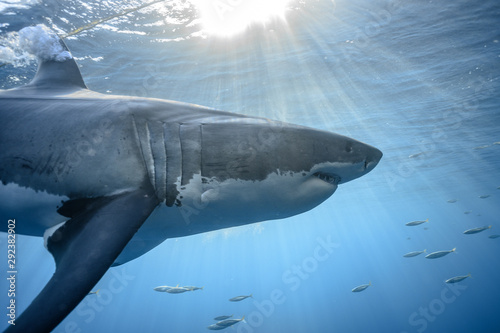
left=313, top=172, right=341, bottom=185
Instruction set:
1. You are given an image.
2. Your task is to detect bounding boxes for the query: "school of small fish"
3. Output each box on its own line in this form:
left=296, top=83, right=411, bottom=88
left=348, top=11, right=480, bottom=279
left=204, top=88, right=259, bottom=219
left=121, top=187, right=498, bottom=324
left=152, top=284, right=251, bottom=330
left=403, top=187, right=497, bottom=287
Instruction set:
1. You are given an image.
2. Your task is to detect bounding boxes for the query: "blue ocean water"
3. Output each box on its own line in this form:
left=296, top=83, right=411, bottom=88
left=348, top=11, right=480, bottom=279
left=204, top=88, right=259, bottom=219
left=1, top=0, right=499, bottom=332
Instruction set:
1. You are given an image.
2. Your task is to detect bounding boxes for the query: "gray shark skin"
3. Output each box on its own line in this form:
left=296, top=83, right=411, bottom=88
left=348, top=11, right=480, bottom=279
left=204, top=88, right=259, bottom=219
left=0, top=38, right=382, bottom=332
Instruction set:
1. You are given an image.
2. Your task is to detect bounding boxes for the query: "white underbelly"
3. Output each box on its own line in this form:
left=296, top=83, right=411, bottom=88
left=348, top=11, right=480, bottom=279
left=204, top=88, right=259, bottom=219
left=0, top=182, right=68, bottom=236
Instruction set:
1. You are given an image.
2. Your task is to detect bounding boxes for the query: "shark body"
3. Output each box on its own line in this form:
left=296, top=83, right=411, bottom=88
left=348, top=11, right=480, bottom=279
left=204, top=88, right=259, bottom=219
left=0, top=36, right=381, bottom=332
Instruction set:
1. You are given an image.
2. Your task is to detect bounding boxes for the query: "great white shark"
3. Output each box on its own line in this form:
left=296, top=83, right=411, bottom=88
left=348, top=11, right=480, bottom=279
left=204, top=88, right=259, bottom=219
left=0, top=30, right=382, bottom=332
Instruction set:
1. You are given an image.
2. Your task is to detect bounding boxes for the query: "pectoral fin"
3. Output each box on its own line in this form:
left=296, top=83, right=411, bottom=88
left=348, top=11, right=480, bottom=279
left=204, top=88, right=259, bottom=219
left=6, top=187, right=159, bottom=333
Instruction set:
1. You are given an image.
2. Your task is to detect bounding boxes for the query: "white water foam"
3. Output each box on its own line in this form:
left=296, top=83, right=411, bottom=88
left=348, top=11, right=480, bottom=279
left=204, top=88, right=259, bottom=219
left=18, top=24, right=72, bottom=61
left=0, top=24, right=71, bottom=67
left=0, top=30, right=32, bottom=67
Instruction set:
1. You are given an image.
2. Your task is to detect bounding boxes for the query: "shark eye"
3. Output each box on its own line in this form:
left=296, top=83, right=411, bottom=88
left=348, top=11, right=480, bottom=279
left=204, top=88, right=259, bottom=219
left=345, top=145, right=353, bottom=153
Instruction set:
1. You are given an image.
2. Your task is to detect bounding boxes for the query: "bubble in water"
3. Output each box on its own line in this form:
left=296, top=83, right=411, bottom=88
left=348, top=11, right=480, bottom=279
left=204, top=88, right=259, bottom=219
left=18, top=24, right=71, bottom=61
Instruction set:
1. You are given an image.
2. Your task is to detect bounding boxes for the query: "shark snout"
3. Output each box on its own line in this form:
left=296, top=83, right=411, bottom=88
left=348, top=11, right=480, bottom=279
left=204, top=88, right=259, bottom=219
left=364, top=146, right=383, bottom=172
left=329, top=140, right=382, bottom=184
left=302, top=131, right=383, bottom=185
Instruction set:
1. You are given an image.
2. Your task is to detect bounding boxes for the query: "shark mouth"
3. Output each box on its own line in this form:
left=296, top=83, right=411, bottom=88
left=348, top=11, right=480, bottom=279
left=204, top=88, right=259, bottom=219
left=313, top=172, right=341, bottom=185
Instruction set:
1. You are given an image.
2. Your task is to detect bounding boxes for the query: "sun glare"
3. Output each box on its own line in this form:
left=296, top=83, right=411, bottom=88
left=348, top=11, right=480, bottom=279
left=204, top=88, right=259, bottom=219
left=193, top=0, right=291, bottom=37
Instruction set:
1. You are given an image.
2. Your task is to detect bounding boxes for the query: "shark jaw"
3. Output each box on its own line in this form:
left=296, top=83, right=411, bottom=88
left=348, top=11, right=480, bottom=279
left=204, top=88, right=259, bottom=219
left=0, top=26, right=382, bottom=332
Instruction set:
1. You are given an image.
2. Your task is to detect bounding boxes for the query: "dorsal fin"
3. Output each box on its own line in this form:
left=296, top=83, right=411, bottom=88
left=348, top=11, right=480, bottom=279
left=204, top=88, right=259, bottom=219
left=26, top=37, right=88, bottom=90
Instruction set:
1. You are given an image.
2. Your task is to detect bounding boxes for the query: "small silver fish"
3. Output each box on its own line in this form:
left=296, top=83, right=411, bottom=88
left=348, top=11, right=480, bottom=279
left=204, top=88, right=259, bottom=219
left=214, top=317, right=245, bottom=328
left=405, top=218, right=429, bottom=226
left=403, top=250, right=426, bottom=258
left=489, top=235, right=500, bottom=239
left=352, top=282, right=371, bottom=292
left=87, top=289, right=99, bottom=296
left=154, top=285, right=190, bottom=294
left=479, top=194, right=490, bottom=199
left=445, top=274, right=471, bottom=284
left=207, top=317, right=245, bottom=330
left=425, top=248, right=456, bottom=259
left=229, top=294, right=252, bottom=302
left=207, top=324, right=226, bottom=330
left=165, top=286, right=190, bottom=294
left=447, top=199, right=458, bottom=203
left=409, top=152, right=424, bottom=158
left=184, top=286, right=204, bottom=291
left=463, top=225, right=492, bottom=235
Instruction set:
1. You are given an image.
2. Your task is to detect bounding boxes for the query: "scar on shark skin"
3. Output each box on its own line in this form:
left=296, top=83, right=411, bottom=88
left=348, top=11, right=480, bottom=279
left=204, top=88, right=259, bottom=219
left=0, top=25, right=382, bottom=333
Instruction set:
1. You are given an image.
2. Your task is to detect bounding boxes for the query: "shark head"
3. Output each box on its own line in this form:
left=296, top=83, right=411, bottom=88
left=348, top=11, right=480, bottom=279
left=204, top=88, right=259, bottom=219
left=184, top=121, right=382, bottom=221
left=0, top=25, right=383, bottom=333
